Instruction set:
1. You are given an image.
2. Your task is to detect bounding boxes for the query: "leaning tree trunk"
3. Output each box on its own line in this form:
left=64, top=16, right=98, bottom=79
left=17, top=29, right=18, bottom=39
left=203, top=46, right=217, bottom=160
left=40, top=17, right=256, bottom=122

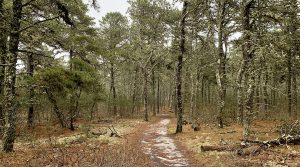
left=0, top=0, right=7, bottom=135
left=176, top=1, right=188, bottom=134
left=2, top=0, right=22, bottom=153
left=46, top=89, right=66, bottom=128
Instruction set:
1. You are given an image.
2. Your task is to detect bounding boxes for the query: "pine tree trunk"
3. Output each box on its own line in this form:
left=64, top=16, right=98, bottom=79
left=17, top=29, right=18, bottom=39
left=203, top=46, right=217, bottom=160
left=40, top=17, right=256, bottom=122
left=46, top=89, right=66, bottom=128
left=2, top=0, right=22, bottom=152
left=131, top=66, right=139, bottom=115
left=216, top=2, right=227, bottom=128
left=292, top=72, right=297, bottom=116
left=271, top=71, right=277, bottom=106
left=262, top=63, right=268, bottom=114
left=190, top=74, right=195, bottom=117
left=110, top=62, right=117, bottom=115
left=241, top=0, right=255, bottom=141
left=287, top=50, right=292, bottom=117
left=143, top=69, right=149, bottom=121
left=69, top=50, right=75, bottom=130
left=0, top=0, right=7, bottom=135
left=176, top=1, right=188, bottom=134
left=157, top=72, right=160, bottom=114
left=237, top=61, right=246, bottom=124
left=286, top=0, right=297, bottom=117
left=151, top=63, right=156, bottom=116
left=27, top=54, right=35, bottom=128
left=256, top=65, right=262, bottom=110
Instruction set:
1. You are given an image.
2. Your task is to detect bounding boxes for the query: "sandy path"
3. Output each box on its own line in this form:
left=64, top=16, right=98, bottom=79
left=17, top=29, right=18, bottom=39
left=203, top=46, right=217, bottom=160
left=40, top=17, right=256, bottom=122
left=141, top=114, right=190, bottom=167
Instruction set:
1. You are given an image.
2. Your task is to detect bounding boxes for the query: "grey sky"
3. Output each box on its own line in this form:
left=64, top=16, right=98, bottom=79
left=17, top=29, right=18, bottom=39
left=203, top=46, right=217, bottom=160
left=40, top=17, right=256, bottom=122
left=87, top=0, right=130, bottom=26
left=86, top=0, right=180, bottom=27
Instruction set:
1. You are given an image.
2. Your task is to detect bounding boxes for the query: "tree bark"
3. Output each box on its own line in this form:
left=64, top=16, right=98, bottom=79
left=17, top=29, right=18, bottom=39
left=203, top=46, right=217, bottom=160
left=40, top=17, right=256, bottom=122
left=27, top=53, right=35, bottom=128
left=2, top=0, right=22, bottom=153
left=216, top=1, right=227, bottom=128
left=151, top=61, right=156, bottom=116
left=292, top=70, right=297, bottom=116
left=131, top=66, right=139, bottom=115
left=143, top=69, right=149, bottom=121
left=46, top=89, right=66, bottom=128
left=110, top=61, right=117, bottom=116
left=176, top=1, right=188, bottom=134
left=0, top=0, right=7, bottom=135
left=241, top=0, right=255, bottom=141
left=286, top=0, right=298, bottom=117
left=69, top=49, right=75, bottom=130
left=156, top=70, right=160, bottom=114
left=287, top=50, right=292, bottom=117
left=262, top=61, right=268, bottom=114
left=237, top=61, right=246, bottom=124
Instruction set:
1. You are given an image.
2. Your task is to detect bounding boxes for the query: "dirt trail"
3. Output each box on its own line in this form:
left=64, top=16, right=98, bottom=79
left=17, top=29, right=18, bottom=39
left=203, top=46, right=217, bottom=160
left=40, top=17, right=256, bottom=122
left=141, top=114, right=190, bottom=167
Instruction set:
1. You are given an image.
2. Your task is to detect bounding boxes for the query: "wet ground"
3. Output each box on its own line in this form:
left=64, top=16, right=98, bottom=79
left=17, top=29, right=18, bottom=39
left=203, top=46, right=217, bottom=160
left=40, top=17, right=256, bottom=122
left=142, top=114, right=190, bottom=167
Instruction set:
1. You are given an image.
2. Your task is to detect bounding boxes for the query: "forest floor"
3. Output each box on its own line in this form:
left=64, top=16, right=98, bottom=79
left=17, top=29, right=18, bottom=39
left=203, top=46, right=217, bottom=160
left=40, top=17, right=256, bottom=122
left=167, top=115, right=300, bottom=167
left=0, top=117, right=157, bottom=167
left=1, top=112, right=300, bottom=166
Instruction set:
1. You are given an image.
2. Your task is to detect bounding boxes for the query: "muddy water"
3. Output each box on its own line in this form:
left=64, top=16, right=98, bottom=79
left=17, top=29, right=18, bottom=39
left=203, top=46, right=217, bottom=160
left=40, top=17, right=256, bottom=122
left=142, top=114, right=189, bottom=167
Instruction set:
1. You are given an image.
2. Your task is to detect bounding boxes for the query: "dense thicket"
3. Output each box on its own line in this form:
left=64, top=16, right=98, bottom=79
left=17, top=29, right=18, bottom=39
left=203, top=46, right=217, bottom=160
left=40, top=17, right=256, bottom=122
left=0, top=0, right=299, bottom=152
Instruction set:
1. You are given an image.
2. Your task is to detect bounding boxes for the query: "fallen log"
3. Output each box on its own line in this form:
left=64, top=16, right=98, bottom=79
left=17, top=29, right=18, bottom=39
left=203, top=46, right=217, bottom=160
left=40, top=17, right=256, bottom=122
left=236, top=145, right=266, bottom=156
left=238, top=135, right=300, bottom=156
left=244, top=135, right=300, bottom=146
left=201, top=135, right=300, bottom=156
left=91, top=130, right=107, bottom=136
left=201, top=144, right=242, bottom=152
left=218, top=130, right=236, bottom=134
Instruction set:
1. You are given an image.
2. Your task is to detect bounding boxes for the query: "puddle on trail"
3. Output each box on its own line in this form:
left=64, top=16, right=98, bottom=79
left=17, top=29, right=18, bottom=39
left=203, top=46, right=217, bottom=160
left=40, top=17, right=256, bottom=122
left=142, top=115, right=189, bottom=167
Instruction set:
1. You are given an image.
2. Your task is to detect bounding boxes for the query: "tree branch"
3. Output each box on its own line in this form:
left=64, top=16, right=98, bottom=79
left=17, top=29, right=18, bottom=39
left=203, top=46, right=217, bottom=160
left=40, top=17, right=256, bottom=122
left=19, top=16, right=59, bottom=33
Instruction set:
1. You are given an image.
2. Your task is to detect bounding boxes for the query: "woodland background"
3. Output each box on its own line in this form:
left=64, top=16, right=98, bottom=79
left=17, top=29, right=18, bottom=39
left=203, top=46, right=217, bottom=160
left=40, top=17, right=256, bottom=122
left=0, top=0, right=299, bottom=160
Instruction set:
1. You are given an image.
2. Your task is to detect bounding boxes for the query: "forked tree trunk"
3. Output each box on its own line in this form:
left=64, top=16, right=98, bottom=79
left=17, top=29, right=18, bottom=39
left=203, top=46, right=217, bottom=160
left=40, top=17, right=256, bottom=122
left=176, top=0, right=188, bottom=134
left=2, top=0, right=22, bottom=152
